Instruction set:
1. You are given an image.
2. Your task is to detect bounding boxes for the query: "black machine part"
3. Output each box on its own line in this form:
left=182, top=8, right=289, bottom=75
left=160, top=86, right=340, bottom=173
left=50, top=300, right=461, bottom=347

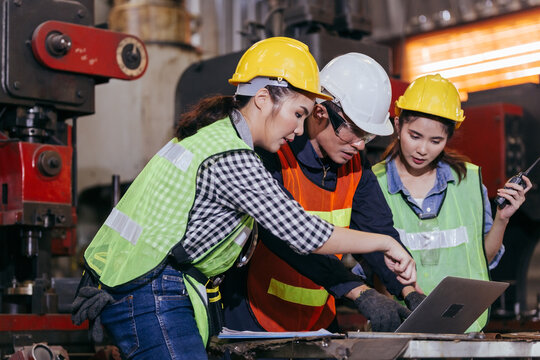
left=0, top=0, right=96, bottom=118
left=495, top=155, right=540, bottom=209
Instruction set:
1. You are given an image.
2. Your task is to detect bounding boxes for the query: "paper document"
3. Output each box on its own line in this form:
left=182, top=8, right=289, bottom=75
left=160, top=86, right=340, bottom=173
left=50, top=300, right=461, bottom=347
left=218, top=327, right=334, bottom=339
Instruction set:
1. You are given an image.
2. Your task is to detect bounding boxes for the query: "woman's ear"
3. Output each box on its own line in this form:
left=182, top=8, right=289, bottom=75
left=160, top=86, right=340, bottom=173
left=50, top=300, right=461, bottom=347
left=253, top=87, right=270, bottom=110
left=393, top=116, right=400, bottom=133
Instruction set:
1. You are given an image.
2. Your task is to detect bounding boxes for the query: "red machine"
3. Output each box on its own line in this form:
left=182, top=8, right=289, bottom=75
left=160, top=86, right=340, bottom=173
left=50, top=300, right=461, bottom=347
left=449, top=103, right=525, bottom=198
left=455, top=85, right=540, bottom=326
left=0, top=0, right=147, bottom=356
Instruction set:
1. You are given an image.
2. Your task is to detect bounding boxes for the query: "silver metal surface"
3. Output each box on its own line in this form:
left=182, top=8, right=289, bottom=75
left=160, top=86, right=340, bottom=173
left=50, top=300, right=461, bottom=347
left=213, top=332, right=540, bottom=359
left=403, top=338, right=540, bottom=358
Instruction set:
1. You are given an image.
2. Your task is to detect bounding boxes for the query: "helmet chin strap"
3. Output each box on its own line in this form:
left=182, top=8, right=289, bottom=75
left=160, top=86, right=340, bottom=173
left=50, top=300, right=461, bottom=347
left=235, top=77, right=289, bottom=97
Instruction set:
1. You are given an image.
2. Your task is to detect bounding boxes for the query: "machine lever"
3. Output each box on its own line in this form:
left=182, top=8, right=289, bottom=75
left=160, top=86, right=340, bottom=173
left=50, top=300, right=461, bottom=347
left=31, top=20, right=148, bottom=80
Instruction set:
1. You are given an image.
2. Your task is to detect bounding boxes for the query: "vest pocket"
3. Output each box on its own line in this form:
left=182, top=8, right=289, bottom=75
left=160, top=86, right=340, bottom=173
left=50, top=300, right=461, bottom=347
left=420, top=248, right=440, bottom=266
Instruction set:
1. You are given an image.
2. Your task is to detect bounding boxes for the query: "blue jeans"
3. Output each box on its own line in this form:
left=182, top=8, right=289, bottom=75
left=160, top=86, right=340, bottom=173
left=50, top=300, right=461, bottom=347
left=100, top=264, right=208, bottom=360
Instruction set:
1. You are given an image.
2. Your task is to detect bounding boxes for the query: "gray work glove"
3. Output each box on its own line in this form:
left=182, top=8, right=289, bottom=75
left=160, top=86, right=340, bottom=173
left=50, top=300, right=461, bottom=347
left=404, top=291, right=427, bottom=312
left=354, top=288, right=411, bottom=332
left=72, top=286, right=114, bottom=343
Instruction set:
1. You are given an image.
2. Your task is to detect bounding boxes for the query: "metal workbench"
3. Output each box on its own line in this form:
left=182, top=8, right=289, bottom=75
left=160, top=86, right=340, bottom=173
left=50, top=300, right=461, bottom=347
left=210, top=332, right=540, bottom=359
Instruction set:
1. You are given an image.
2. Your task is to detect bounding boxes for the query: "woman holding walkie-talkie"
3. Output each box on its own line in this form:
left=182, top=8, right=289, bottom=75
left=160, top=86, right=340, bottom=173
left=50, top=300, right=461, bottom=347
left=371, top=74, right=532, bottom=333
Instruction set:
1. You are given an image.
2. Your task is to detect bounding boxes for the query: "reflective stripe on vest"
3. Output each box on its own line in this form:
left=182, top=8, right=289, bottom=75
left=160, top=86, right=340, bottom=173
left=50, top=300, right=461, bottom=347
left=157, top=140, right=194, bottom=171
left=104, top=208, right=143, bottom=246
left=247, top=143, right=362, bottom=331
left=396, top=226, right=469, bottom=251
left=373, top=161, right=489, bottom=332
left=267, top=278, right=329, bottom=307
left=234, top=225, right=251, bottom=247
left=309, top=208, right=352, bottom=227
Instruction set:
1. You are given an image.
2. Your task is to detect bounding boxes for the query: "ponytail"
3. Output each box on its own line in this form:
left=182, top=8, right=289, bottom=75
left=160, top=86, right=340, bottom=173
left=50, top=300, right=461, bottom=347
left=175, top=95, right=239, bottom=140
left=175, top=85, right=304, bottom=140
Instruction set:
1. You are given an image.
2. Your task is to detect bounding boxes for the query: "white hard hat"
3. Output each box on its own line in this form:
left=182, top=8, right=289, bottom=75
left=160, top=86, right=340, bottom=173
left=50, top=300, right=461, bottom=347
left=319, top=53, right=393, bottom=136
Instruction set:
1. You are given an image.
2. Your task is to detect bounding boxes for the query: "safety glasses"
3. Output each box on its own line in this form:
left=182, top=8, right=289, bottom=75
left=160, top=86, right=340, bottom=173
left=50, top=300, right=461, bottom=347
left=321, top=101, right=376, bottom=145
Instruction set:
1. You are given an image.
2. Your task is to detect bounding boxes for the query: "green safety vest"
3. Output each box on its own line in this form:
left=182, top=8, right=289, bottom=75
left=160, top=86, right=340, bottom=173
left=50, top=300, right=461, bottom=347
left=373, top=161, right=490, bottom=332
left=84, top=117, right=254, bottom=344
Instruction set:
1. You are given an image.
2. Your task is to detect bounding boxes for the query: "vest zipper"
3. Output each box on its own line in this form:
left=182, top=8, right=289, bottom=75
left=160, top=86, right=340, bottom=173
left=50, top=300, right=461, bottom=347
left=322, top=165, right=330, bottom=186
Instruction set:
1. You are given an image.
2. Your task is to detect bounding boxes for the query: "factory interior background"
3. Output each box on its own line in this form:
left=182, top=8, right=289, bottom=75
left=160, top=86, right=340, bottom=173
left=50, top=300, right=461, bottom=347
left=1, top=0, right=540, bottom=358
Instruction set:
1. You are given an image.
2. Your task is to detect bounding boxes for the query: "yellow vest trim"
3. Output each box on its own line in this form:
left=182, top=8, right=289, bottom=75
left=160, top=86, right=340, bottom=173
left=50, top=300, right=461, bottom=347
left=267, top=278, right=329, bottom=307
left=309, top=208, right=352, bottom=227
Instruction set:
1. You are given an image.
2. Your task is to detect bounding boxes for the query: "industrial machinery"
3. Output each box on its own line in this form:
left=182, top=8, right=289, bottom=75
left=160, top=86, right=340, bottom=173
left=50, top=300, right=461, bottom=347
left=175, top=1, right=407, bottom=147
left=0, top=0, right=147, bottom=357
left=176, top=1, right=393, bottom=122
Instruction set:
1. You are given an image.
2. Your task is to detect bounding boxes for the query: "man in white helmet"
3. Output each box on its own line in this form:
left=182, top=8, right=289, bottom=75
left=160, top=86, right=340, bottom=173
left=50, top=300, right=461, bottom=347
left=222, top=53, right=425, bottom=333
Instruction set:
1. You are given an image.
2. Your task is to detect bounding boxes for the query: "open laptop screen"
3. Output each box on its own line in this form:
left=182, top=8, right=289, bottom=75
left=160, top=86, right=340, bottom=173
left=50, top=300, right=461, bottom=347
left=396, top=276, right=508, bottom=334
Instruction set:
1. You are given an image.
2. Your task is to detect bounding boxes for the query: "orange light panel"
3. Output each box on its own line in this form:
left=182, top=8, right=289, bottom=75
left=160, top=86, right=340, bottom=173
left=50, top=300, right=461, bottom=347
left=402, top=8, right=540, bottom=98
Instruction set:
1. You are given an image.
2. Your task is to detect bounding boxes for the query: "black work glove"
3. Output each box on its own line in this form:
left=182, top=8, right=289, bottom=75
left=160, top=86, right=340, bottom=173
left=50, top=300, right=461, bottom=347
left=354, top=288, right=411, bottom=332
left=72, top=286, right=114, bottom=343
left=404, top=291, right=427, bottom=312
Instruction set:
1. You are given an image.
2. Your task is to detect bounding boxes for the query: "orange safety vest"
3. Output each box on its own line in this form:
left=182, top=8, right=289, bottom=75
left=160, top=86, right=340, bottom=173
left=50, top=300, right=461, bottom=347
left=246, top=143, right=362, bottom=331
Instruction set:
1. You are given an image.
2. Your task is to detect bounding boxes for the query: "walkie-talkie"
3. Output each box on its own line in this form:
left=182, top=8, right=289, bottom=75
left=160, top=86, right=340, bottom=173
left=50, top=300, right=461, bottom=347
left=495, top=155, right=540, bottom=209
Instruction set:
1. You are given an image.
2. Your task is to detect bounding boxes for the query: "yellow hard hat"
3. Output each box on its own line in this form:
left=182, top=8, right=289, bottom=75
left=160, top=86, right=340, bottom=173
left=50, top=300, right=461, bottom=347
left=395, top=74, right=465, bottom=128
left=229, top=37, right=332, bottom=101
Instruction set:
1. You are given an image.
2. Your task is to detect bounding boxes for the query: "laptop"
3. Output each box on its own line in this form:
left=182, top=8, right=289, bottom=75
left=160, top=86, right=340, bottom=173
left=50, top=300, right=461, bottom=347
left=395, top=276, right=509, bottom=334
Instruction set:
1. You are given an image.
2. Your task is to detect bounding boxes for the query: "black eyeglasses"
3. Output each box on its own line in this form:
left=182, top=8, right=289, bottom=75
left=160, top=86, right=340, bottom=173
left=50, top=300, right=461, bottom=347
left=321, top=102, right=376, bottom=145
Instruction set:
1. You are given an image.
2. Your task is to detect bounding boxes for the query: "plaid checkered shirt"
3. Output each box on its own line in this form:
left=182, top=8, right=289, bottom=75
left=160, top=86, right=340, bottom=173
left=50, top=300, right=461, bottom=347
left=181, top=111, right=333, bottom=260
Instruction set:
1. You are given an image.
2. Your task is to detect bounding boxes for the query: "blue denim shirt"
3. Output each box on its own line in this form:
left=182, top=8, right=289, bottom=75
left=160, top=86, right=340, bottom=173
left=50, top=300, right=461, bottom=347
left=384, top=158, right=504, bottom=270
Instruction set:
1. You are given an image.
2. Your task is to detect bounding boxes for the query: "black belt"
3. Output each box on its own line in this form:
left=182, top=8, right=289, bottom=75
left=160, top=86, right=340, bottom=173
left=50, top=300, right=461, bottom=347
left=170, top=244, right=224, bottom=337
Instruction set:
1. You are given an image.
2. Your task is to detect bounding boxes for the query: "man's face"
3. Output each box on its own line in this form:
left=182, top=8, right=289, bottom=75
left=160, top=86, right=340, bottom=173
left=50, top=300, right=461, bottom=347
left=314, top=103, right=373, bottom=165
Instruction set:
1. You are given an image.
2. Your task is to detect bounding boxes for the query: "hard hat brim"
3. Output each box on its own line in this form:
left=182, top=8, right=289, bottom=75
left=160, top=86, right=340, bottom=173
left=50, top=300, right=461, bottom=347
left=229, top=77, right=333, bottom=101
left=359, top=114, right=394, bottom=136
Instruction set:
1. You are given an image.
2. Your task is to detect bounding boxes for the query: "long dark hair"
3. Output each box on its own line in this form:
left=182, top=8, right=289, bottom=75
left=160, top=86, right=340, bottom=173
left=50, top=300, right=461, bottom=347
left=174, top=85, right=303, bottom=140
left=381, top=109, right=470, bottom=182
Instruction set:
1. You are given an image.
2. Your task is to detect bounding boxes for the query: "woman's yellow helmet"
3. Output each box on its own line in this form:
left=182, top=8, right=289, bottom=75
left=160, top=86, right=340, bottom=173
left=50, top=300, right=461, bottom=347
left=229, top=37, right=332, bottom=101
left=395, top=74, right=465, bottom=128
